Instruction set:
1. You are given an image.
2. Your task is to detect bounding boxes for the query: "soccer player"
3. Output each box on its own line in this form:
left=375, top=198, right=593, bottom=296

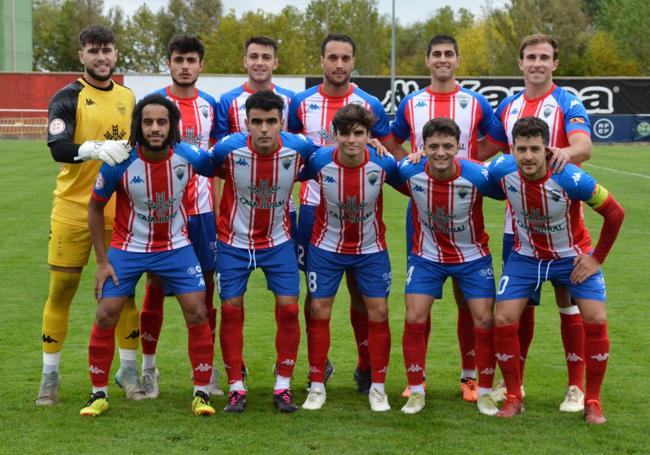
left=488, top=116, right=623, bottom=424
left=289, top=33, right=401, bottom=394
left=397, top=118, right=500, bottom=415
left=391, top=34, right=505, bottom=401
left=139, top=34, right=221, bottom=398
left=36, top=25, right=143, bottom=405
left=300, top=104, right=399, bottom=412
left=80, top=94, right=216, bottom=417
left=213, top=91, right=314, bottom=413
left=485, top=34, right=594, bottom=412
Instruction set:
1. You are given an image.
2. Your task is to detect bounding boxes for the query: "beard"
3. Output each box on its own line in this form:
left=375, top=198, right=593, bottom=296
left=85, top=64, right=114, bottom=82
left=171, top=75, right=198, bottom=87
left=141, top=136, right=171, bottom=153
left=324, top=72, right=350, bottom=87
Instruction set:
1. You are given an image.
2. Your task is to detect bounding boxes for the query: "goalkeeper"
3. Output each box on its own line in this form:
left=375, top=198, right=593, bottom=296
left=36, top=25, right=145, bottom=405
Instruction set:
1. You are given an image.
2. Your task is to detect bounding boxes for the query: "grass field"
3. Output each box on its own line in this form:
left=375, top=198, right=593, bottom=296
left=0, top=140, right=648, bottom=454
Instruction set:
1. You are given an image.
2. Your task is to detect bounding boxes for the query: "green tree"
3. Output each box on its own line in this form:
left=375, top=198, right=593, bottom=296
left=119, top=5, right=164, bottom=72
left=582, top=31, right=641, bottom=76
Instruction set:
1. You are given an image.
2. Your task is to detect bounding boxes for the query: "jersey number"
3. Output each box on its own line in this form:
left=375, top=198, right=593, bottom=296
left=497, top=276, right=510, bottom=295
left=308, top=272, right=318, bottom=293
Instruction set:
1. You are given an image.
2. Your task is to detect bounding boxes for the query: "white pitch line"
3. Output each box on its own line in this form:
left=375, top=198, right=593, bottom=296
left=583, top=163, right=650, bottom=180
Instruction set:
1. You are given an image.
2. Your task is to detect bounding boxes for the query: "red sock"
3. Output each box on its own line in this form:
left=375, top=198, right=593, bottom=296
left=140, top=280, right=165, bottom=355
left=474, top=326, right=496, bottom=389
left=88, top=322, right=116, bottom=388
left=368, top=320, right=391, bottom=384
left=219, top=304, right=244, bottom=383
left=303, top=294, right=311, bottom=333
left=188, top=321, right=214, bottom=386
left=275, top=304, right=300, bottom=377
left=584, top=322, right=609, bottom=402
left=402, top=322, right=426, bottom=386
left=518, top=306, right=535, bottom=378
left=205, top=280, right=217, bottom=343
left=457, top=308, right=476, bottom=372
left=423, top=313, right=432, bottom=362
left=494, top=323, right=522, bottom=398
left=307, top=318, right=330, bottom=383
left=350, top=307, right=370, bottom=371
left=560, top=312, right=585, bottom=390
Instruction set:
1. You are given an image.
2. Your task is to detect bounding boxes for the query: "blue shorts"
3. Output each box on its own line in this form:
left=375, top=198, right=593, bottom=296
left=405, top=201, right=414, bottom=262
left=103, top=246, right=205, bottom=298
left=502, top=233, right=540, bottom=305
left=306, top=245, right=391, bottom=298
left=497, top=252, right=607, bottom=303
left=187, top=212, right=217, bottom=272
left=215, top=240, right=299, bottom=299
left=297, top=204, right=316, bottom=271
left=405, top=253, right=496, bottom=300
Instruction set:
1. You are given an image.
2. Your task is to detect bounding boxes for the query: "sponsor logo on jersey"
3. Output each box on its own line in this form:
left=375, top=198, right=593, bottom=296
left=130, top=175, right=144, bottom=184
left=85, top=98, right=96, bottom=106
left=495, top=353, right=514, bottom=362
left=332, top=196, right=370, bottom=223
left=49, top=118, right=65, bottom=135
left=104, top=124, right=127, bottom=140
left=140, top=192, right=176, bottom=223
left=235, top=158, right=249, bottom=166
left=367, top=170, right=380, bottom=185
left=174, top=163, right=186, bottom=180
left=425, top=207, right=464, bottom=233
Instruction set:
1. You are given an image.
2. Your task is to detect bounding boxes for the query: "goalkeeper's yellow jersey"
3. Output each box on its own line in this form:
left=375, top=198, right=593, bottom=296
left=47, top=78, right=135, bottom=228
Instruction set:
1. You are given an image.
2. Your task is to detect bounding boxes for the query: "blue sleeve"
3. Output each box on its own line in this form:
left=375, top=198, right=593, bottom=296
left=490, top=100, right=509, bottom=144
left=557, top=164, right=597, bottom=201
left=288, top=94, right=303, bottom=133
left=215, top=95, right=232, bottom=141
left=378, top=155, right=401, bottom=189
left=558, top=91, right=591, bottom=137
left=208, top=95, right=220, bottom=141
left=298, top=147, right=329, bottom=182
left=465, top=161, right=506, bottom=200
left=93, top=162, right=121, bottom=200
left=475, top=93, right=506, bottom=144
left=210, top=135, right=236, bottom=168
left=486, top=156, right=510, bottom=198
left=390, top=97, right=411, bottom=143
left=177, top=142, right=215, bottom=178
left=368, top=98, right=390, bottom=139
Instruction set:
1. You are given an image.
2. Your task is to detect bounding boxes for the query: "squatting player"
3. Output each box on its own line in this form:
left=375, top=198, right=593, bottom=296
left=300, top=104, right=399, bottom=412
left=486, top=34, right=594, bottom=412
left=37, top=25, right=142, bottom=405
left=289, top=33, right=402, bottom=393
left=397, top=118, right=501, bottom=416
left=139, top=34, right=221, bottom=398
left=81, top=94, right=216, bottom=417
left=489, top=116, right=624, bottom=425
left=391, top=34, right=505, bottom=401
left=212, top=91, right=314, bottom=413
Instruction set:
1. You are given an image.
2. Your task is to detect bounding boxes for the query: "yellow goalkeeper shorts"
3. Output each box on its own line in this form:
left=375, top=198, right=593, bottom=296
left=47, top=219, right=111, bottom=268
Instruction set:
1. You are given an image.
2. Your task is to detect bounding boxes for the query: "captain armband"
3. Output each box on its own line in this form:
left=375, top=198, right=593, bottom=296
left=586, top=184, right=609, bottom=209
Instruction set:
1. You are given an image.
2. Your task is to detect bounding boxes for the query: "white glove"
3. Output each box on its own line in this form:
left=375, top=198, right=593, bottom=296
left=76, top=140, right=131, bottom=166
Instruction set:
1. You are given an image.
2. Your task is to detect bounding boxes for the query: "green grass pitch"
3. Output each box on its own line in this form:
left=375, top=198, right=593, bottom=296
left=0, top=140, right=648, bottom=454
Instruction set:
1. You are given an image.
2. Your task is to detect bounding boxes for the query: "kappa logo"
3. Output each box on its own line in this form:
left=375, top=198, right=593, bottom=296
left=412, top=184, right=425, bottom=193
left=407, top=364, right=424, bottom=373
left=42, top=334, right=58, bottom=344
left=496, top=156, right=506, bottom=166
left=507, top=184, right=518, bottom=193
left=141, top=332, right=157, bottom=343
left=324, top=175, right=336, bottom=184
left=566, top=353, right=584, bottom=362
left=572, top=172, right=582, bottom=185
left=308, top=103, right=321, bottom=111
left=194, top=363, right=213, bottom=372
left=130, top=175, right=144, bottom=184
left=495, top=353, right=515, bottom=362
left=590, top=353, right=609, bottom=362
left=358, top=339, right=368, bottom=347
left=510, top=108, right=519, bottom=115
left=280, top=359, right=296, bottom=366
left=310, top=366, right=321, bottom=374
left=570, top=99, right=580, bottom=108
left=89, top=365, right=106, bottom=375
left=480, top=367, right=496, bottom=375
left=236, top=158, right=249, bottom=167
left=466, top=349, right=476, bottom=357
left=125, top=330, right=139, bottom=340
left=415, top=100, right=428, bottom=108
left=377, top=367, right=388, bottom=374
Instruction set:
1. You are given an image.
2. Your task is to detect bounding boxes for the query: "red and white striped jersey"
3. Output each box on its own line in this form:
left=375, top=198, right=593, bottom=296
left=488, top=155, right=596, bottom=259
left=152, top=86, right=218, bottom=216
left=391, top=85, right=503, bottom=158
left=301, top=146, right=400, bottom=254
left=492, top=84, right=592, bottom=234
left=213, top=132, right=314, bottom=249
left=289, top=84, right=391, bottom=207
left=92, top=142, right=214, bottom=253
left=398, top=157, right=498, bottom=264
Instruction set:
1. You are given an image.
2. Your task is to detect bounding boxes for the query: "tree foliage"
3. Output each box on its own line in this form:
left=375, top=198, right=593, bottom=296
left=31, top=0, right=647, bottom=76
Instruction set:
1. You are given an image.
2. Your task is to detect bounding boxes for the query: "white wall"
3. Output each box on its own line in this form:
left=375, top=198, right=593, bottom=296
left=123, top=74, right=307, bottom=101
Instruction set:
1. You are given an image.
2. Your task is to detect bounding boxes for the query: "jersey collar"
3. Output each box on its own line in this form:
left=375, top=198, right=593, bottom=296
left=318, top=84, right=355, bottom=99
left=523, top=83, right=557, bottom=103
left=425, top=84, right=460, bottom=97
left=165, top=86, right=198, bottom=101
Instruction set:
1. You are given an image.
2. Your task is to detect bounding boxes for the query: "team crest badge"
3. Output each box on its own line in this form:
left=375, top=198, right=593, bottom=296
left=200, top=105, right=209, bottom=119
left=94, top=173, right=105, bottom=190
left=550, top=189, right=562, bottom=202
left=458, top=96, right=469, bottom=109
left=543, top=105, right=553, bottom=118
left=282, top=156, right=292, bottom=170
left=116, top=101, right=126, bottom=116
left=367, top=170, right=380, bottom=185
left=458, top=187, right=468, bottom=199
left=174, top=164, right=186, bottom=180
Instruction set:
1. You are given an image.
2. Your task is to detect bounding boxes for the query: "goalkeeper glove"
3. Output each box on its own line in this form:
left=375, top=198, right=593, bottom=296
left=76, top=140, right=131, bottom=166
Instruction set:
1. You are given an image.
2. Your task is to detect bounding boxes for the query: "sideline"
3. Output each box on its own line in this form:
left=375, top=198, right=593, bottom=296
left=583, top=163, right=650, bottom=180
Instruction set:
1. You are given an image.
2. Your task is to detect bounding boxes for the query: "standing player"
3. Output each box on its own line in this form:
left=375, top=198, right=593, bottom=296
left=390, top=34, right=505, bottom=400
left=397, top=118, right=500, bottom=415
left=213, top=91, right=314, bottom=413
left=36, top=25, right=143, bottom=405
left=289, top=33, right=401, bottom=393
left=139, top=34, right=221, bottom=398
left=80, top=94, right=216, bottom=417
left=489, top=116, right=624, bottom=424
left=301, top=104, right=399, bottom=412
left=486, top=34, right=594, bottom=412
